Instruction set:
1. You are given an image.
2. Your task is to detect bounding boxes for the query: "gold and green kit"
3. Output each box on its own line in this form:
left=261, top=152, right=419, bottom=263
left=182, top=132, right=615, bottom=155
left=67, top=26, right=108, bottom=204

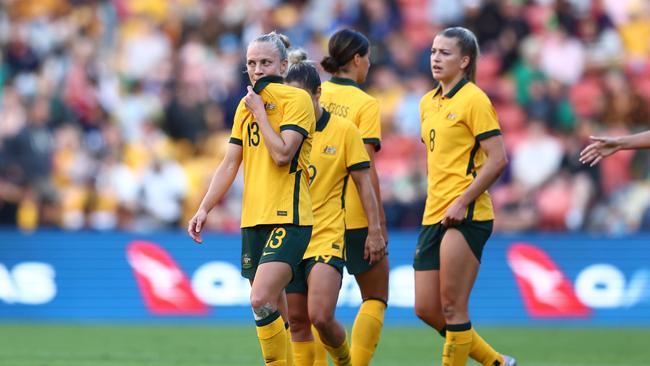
left=320, top=77, right=380, bottom=229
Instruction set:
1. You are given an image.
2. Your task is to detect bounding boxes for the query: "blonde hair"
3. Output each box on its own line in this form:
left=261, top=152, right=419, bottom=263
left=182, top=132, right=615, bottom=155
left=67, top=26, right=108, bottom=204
left=251, top=31, right=291, bottom=61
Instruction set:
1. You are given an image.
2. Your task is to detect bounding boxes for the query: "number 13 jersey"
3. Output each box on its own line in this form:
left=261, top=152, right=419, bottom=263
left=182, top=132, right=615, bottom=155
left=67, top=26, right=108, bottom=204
left=230, top=76, right=316, bottom=228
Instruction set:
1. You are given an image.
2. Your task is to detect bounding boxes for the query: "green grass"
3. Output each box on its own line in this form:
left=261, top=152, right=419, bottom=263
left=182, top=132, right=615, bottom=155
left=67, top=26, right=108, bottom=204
left=0, top=324, right=648, bottom=365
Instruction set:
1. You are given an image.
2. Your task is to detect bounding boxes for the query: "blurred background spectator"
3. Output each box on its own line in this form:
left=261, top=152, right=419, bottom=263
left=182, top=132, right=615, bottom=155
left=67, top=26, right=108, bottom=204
left=1, top=0, right=650, bottom=235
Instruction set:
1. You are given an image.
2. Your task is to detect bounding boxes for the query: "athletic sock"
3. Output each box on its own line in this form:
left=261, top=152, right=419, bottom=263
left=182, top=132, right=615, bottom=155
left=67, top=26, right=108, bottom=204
left=256, top=311, right=287, bottom=366
left=311, top=324, right=328, bottom=366
left=351, top=299, right=386, bottom=366
left=291, top=340, right=315, bottom=366
left=323, top=338, right=352, bottom=366
left=442, top=322, right=473, bottom=366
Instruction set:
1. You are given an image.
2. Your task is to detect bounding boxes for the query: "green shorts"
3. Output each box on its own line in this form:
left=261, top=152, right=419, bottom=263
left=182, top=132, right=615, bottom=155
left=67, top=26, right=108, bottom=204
left=240, top=224, right=312, bottom=279
left=286, top=256, right=345, bottom=294
left=344, top=228, right=387, bottom=275
left=413, top=220, right=493, bottom=271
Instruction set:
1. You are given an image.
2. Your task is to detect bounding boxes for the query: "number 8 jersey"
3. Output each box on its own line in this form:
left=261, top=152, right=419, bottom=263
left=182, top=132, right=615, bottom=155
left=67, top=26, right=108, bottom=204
left=230, top=76, right=316, bottom=228
left=419, top=79, right=501, bottom=225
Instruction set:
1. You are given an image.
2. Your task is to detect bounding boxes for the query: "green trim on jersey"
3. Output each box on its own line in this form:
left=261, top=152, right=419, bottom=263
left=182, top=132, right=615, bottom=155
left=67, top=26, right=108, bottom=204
left=362, top=137, right=381, bottom=152
left=253, top=75, right=284, bottom=94
left=315, top=110, right=331, bottom=132
left=293, top=172, right=302, bottom=225
left=280, top=124, right=309, bottom=137
left=348, top=161, right=370, bottom=171
left=330, top=76, right=361, bottom=89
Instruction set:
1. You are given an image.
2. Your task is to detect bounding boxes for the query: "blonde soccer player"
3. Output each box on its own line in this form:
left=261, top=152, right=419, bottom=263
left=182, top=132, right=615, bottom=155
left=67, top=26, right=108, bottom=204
left=283, top=50, right=385, bottom=366
left=188, top=32, right=315, bottom=366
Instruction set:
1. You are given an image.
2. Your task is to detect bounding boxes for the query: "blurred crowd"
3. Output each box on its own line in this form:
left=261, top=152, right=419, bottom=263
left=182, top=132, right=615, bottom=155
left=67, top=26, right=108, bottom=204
left=1, top=0, right=650, bottom=234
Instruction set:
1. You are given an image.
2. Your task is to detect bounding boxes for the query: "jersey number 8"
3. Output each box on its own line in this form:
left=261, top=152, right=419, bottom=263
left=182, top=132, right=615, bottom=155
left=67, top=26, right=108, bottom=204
left=429, top=129, right=436, bottom=152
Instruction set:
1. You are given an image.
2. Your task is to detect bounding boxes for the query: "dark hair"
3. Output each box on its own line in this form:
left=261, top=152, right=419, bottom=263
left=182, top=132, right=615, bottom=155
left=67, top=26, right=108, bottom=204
left=321, top=29, right=370, bottom=74
left=250, top=31, right=291, bottom=61
left=439, top=27, right=479, bottom=83
left=285, top=49, right=321, bottom=95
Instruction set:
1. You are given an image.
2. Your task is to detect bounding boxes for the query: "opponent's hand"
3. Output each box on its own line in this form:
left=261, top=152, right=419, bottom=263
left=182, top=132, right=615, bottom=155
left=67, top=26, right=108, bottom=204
left=244, top=86, right=265, bottom=117
left=187, top=209, right=208, bottom=244
left=363, top=229, right=386, bottom=265
left=579, top=136, right=620, bottom=166
left=442, top=199, right=467, bottom=227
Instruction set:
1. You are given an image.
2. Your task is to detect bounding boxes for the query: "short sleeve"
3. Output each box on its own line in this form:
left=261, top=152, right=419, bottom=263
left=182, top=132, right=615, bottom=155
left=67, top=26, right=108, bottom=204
left=467, top=93, right=501, bottom=141
left=229, top=99, right=246, bottom=145
left=345, top=122, right=371, bottom=171
left=279, top=89, right=315, bottom=138
left=357, top=99, right=381, bottom=151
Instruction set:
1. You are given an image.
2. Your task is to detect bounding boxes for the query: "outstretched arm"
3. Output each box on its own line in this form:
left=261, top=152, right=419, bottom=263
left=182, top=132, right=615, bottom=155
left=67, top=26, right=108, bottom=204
left=188, top=144, right=243, bottom=243
left=580, top=131, right=650, bottom=166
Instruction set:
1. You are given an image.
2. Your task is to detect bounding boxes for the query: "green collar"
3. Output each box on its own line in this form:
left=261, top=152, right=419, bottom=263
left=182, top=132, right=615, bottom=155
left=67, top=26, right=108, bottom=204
left=329, top=76, right=361, bottom=89
left=434, top=78, right=468, bottom=98
left=316, top=110, right=331, bottom=132
left=253, top=75, right=284, bottom=93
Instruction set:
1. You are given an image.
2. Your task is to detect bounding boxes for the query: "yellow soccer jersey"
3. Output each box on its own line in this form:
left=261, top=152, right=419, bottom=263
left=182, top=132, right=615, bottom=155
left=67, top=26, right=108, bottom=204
left=305, top=110, right=370, bottom=259
left=230, top=75, right=315, bottom=227
left=419, top=79, right=501, bottom=225
left=321, top=77, right=381, bottom=229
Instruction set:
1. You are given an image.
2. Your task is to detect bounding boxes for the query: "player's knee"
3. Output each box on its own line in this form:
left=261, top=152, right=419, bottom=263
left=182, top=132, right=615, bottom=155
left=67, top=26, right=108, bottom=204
left=288, top=319, right=311, bottom=339
left=309, top=311, right=335, bottom=331
left=288, top=311, right=310, bottom=333
left=250, top=292, right=273, bottom=312
left=441, top=299, right=467, bottom=321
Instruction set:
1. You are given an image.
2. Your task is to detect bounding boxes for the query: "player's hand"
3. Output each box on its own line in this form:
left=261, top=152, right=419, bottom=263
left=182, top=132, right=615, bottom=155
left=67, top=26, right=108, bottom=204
left=244, top=86, right=265, bottom=117
left=579, top=136, right=620, bottom=166
left=187, top=209, right=208, bottom=244
left=380, top=221, right=389, bottom=247
left=363, top=227, right=386, bottom=265
left=442, top=199, right=467, bottom=227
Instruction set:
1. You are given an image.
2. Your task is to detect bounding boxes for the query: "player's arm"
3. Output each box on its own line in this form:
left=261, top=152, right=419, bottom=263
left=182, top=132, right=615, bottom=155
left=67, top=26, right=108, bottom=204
left=244, top=86, right=304, bottom=166
left=188, top=144, right=243, bottom=243
left=350, top=167, right=386, bottom=264
left=580, top=131, right=650, bottom=166
left=364, top=145, right=388, bottom=242
left=442, top=135, right=507, bottom=227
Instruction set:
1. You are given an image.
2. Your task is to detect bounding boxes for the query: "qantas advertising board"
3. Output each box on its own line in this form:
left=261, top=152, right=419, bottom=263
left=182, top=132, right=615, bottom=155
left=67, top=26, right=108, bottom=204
left=0, top=231, right=648, bottom=324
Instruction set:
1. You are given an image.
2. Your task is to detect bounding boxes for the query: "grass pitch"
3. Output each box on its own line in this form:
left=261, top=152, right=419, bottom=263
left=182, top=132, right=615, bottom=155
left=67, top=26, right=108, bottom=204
left=0, top=324, right=647, bottom=365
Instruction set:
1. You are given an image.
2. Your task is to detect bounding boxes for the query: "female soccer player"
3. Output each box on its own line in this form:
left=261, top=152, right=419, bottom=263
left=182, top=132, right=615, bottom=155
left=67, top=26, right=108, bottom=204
left=319, top=28, right=389, bottom=366
left=187, top=32, right=315, bottom=366
left=580, top=131, right=650, bottom=166
left=414, top=27, right=516, bottom=366
left=283, top=50, right=386, bottom=366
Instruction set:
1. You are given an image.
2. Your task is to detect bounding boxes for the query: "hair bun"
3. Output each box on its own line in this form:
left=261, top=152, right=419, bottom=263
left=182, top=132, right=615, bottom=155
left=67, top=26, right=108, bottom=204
left=270, top=31, right=291, bottom=49
left=320, top=56, right=340, bottom=73
left=288, top=48, right=308, bottom=66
